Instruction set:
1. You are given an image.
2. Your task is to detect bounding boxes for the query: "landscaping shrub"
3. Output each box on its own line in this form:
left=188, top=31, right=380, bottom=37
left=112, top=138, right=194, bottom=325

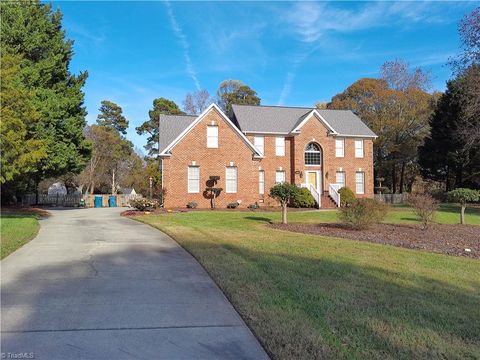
left=408, top=193, right=438, bottom=229
left=338, top=198, right=388, bottom=229
left=129, top=198, right=158, bottom=211
left=227, top=202, right=239, bottom=209
left=338, top=187, right=356, bottom=207
left=290, top=188, right=316, bottom=208
left=247, top=203, right=259, bottom=210
left=186, top=201, right=198, bottom=209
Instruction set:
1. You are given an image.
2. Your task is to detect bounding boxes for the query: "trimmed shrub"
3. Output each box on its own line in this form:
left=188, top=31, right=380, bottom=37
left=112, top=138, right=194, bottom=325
left=338, top=198, right=388, bottom=230
left=227, top=202, right=239, bottom=209
left=130, top=198, right=158, bottom=211
left=338, top=187, right=356, bottom=207
left=186, top=201, right=197, bottom=209
left=408, top=193, right=438, bottom=229
left=448, top=188, right=480, bottom=224
left=247, top=203, right=260, bottom=210
left=291, top=188, right=316, bottom=208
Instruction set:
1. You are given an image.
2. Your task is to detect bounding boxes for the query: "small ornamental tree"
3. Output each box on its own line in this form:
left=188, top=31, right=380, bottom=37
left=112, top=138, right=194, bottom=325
left=408, top=193, right=438, bottom=229
left=269, top=183, right=299, bottom=224
left=205, top=176, right=223, bottom=209
left=447, top=188, right=480, bottom=224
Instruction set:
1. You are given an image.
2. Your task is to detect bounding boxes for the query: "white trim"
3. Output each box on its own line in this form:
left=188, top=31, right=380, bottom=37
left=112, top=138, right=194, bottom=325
left=305, top=170, right=322, bottom=193
left=275, top=136, right=285, bottom=156
left=253, top=136, right=264, bottom=156
left=187, top=166, right=200, bottom=193
left=334, top=133, right=377, bottom=139
left=159, top=103, right=263, bottom=158
left=225, top=166, right=237, bottom=193
left=292, top=110, right=338, bottom=134
left=244, top=131, right=291, bottom=135
left=355, top=171, right=365, bottom=195
left=335, top=138, right=345, bottom=158
left=355, top=138, right=364, bottom=158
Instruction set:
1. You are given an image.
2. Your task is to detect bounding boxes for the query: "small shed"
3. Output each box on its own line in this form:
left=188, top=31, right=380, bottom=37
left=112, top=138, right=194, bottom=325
left=48, top=182, right=67, bottom=196
left=121, top=188, right=137, bottom=195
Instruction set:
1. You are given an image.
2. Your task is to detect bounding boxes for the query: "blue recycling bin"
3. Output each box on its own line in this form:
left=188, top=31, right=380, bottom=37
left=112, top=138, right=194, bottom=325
left=94, top=196, right=103, bottom=208
left=108, top=195, right=117, bottom=207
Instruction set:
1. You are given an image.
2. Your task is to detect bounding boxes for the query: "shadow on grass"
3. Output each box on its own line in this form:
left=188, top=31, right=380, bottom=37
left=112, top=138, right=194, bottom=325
left=1, top=234, right=479, bottom=359
left=243, top=216, right=273, bottom=223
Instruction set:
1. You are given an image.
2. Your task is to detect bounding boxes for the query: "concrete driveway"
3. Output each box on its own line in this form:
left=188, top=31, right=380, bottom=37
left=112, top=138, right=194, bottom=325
left=1, top=208, right=268, bottom=360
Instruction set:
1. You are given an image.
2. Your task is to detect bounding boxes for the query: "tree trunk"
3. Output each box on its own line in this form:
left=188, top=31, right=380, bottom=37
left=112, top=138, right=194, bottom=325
left=461, top=205, right=465, bottom=225
left=399, top=162, right=406, bottom=194
left=391, top=163, right=397, bottom=194
left=282, top=203, right=288, bottom=224
left=111, top=169, right=116, bottom=194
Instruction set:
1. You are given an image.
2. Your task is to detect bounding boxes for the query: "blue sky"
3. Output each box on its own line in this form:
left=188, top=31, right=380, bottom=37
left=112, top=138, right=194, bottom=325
left=54, top=1, right=477, bottom=152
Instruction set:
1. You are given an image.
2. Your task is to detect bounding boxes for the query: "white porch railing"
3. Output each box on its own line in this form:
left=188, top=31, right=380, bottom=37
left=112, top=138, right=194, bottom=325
left=309, top=185, right=321, bottom=209
left=329, top=184, right=341, bottom=207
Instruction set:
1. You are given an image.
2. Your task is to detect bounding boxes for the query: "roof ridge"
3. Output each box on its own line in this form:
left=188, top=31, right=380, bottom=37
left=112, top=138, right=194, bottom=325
left=232, top=104, right=313, bottom=110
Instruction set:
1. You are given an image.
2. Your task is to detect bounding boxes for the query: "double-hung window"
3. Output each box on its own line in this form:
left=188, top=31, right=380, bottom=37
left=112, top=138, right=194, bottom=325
left=187, top=166, right=200, bottom=193
left=275, top=137, right=285, bottom=156
left=275, top=170, right=286, bottom=184
left=259, top=170, right=265, bottom=194
left=355, top=139, right=364, bottom=158
left=335, top=138, right=344, bottom=157
left=355, top=171, right=365, bottom=194
left=254, top=136, right=264, bottom=156
left=207, top=125, right=218, bottom=148
left=336, top=171, right=346, bottom=188
left=226, top=166, right=237, bottom=193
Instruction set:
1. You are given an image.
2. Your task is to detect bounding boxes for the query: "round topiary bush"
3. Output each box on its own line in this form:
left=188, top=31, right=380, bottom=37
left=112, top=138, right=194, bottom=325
left=291, top=188, right=316, bottom=208
left=338, top=187, right=356, bottom=207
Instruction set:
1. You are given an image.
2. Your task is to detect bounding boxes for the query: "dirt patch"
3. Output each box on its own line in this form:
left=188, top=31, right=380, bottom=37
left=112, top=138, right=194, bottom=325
left=269, top=223, right=480, bottom=259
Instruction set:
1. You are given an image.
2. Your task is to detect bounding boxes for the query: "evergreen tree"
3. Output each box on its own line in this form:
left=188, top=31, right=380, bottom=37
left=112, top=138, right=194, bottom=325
left=1, top=1, right=91, bottom=200
left=96, top=100, right=129, bottom=134
left=136, top=98, right=184, bottom=156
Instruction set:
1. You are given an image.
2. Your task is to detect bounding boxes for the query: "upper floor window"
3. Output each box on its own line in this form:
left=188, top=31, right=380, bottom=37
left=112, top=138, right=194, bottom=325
left=187, top=166, right=200, bottom=193
left=305, top=142, right=321, bottom=165
left=254, top=136, right=264, bottom=155
left=355, top=139, right=364, bottom=158
left=275, top=137, right=285, bottom=156
left=275, top=170, right=286, bottom=184
left=335, top=138, right=344, bottom=157
left=225, top=166, right=237, bottom=193
left=207, top=125, right=218, bottom=148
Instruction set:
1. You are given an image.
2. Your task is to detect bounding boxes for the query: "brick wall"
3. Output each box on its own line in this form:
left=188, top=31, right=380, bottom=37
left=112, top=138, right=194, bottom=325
left=161, top=109, right=374, bottom=208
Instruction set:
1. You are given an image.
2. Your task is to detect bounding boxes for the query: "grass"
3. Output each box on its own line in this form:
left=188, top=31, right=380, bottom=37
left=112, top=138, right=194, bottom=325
left=0, top=210, right=42, bottom=259
left=135, top=206, right=480, bottom=359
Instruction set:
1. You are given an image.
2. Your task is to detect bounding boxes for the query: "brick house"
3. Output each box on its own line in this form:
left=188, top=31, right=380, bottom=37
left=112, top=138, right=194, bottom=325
left=159, top=103, right=377, bottom=208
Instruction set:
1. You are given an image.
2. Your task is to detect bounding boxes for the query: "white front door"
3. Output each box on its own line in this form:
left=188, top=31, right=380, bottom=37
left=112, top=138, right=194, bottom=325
left=306, top=171, right=321, bottom=193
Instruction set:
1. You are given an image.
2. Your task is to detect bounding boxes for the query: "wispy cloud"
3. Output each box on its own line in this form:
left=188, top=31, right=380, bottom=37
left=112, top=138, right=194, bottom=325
left=164, top=1, right=201, bottom=91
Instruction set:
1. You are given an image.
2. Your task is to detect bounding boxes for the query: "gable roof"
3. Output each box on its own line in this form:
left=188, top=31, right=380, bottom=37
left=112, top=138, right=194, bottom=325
left=158, top=103, right=263, bottom=158
left=232, top=104, right=377, bottom=137
left=159, top=114, right=197, bottom=154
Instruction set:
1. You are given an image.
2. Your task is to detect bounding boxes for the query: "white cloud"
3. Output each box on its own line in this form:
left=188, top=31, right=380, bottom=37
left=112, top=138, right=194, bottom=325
left=164, top=1, right=201, bottom=90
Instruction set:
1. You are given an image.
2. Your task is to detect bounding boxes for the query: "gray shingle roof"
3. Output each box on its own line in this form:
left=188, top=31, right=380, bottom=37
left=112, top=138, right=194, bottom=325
left=159, top=114, right=196, bottom=154
left=232, top=104, right=376, bottom=137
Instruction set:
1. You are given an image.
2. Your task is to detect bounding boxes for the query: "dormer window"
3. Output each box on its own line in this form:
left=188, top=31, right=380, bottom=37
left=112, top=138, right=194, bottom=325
left=207, top=125, right=218, bottom=148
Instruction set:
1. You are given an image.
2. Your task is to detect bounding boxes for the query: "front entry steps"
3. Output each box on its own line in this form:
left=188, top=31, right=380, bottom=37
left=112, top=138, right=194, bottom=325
left=321, top=193, right=338, bottom=209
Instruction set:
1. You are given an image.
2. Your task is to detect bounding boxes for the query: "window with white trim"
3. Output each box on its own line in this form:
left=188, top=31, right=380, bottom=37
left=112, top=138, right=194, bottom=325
left=259, top=170, right=265, bottom=194
left=336, top=171, right=346, bottom=188
left=275, top=170, right=286, bottom=184
left=225, top=166, right=237, bottom=193
left=305, top=142, right=321, bottom=165
left=355, top=139, right=364, bottom=158
left=275, top=137, right=285, bottom=156
left=355, top=171, right=365, bottom=194
left=187, top=166, right=200, bottom=193
left=207, top=125, right=218, bottom=148
left=335, top=138, right=344, bottom=157
left=254, top=136, right=264, bottom=155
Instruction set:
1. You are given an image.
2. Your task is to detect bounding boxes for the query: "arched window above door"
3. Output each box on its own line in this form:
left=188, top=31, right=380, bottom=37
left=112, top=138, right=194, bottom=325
left=305, top=142, right=321, bottom=165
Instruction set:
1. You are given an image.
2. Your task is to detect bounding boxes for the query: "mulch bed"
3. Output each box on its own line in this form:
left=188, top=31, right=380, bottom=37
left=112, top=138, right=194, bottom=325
left=269, top=223, right=480, bottom=259
left=0, top=206, right=51, bottom=218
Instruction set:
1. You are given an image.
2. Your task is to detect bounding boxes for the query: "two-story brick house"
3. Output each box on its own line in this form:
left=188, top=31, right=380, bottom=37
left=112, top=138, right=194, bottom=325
left=159, top=103, right=376, bottom=208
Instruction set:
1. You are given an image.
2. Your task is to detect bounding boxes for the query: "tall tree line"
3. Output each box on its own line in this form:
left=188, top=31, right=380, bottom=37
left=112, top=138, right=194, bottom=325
left=1, top=1, right=91, bottom=203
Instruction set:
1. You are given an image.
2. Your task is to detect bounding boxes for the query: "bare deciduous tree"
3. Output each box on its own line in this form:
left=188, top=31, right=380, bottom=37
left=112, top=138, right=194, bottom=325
left=183, top=89, right=211, bottom=115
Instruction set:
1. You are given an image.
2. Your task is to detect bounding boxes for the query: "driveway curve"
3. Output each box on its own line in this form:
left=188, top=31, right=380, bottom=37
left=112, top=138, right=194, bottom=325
left=1, top=207, right=268, bottom=360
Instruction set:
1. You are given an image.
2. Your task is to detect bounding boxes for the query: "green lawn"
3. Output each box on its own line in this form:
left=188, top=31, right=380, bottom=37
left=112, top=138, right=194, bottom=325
left=0, top=212, right=40, bottom=259
left=136, top=207, right=480, bottom=359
